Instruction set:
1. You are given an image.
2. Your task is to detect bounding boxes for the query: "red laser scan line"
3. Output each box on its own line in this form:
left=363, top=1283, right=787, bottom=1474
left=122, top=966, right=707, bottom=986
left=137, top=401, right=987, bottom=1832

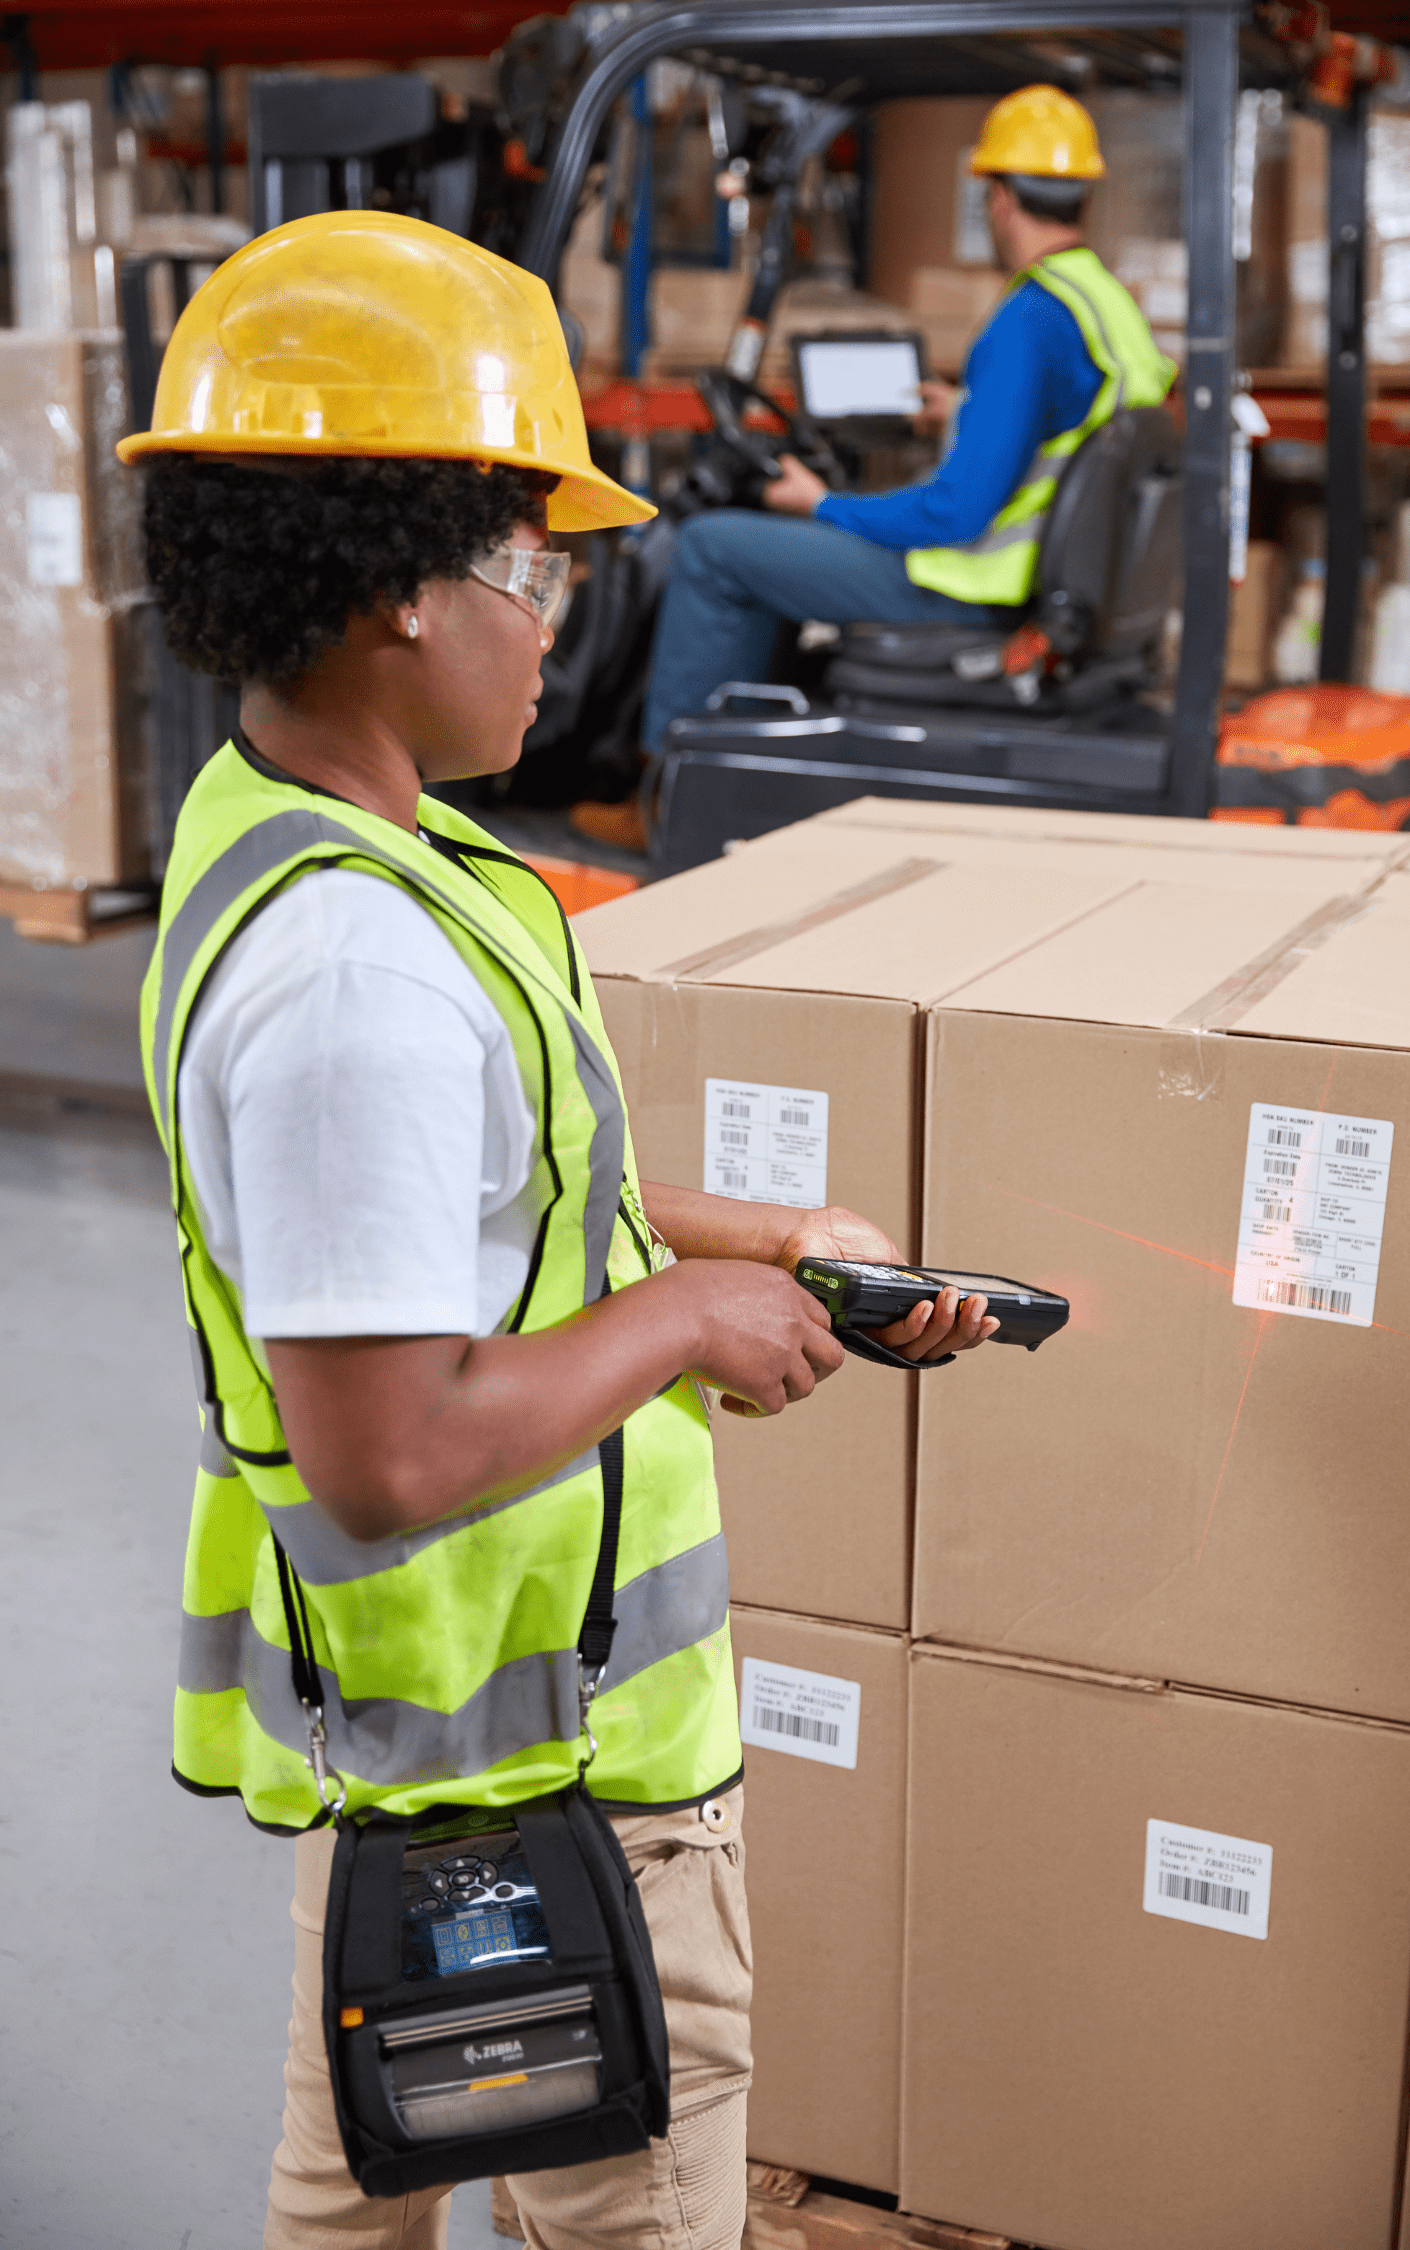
left=1196, top=1312, right=1271, bottom=1569
left=1000, top=1189, right=1234, bottom=1278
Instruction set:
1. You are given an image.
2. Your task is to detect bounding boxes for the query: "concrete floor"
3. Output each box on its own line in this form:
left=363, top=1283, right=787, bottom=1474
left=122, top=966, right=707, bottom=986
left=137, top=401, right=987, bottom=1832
left=0, top=929, right=499, bottom=2250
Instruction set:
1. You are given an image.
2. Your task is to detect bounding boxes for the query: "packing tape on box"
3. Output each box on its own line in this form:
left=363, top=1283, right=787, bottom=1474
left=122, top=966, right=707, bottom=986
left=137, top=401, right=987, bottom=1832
left=1166, top=888, right=1386, bottom=1039
left=654, top=857, right=944, bottom=982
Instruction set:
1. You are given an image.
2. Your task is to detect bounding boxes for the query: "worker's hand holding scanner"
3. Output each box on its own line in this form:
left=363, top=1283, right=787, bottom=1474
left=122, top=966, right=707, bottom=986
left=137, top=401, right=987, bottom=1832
left=267, top=1188, right=996, bottom=1541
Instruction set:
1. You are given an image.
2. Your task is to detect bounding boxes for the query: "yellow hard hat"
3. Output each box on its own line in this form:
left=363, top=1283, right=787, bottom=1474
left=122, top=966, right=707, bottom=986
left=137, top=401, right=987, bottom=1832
left=970, top=85, right=1106, bottom=180
left=116, top=209, right=653, bottom=532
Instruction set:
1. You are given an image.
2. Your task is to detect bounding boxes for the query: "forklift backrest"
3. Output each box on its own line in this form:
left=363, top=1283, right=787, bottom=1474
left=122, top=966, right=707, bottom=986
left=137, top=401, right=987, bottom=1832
left=1036, top=406, right=1182, bottom=663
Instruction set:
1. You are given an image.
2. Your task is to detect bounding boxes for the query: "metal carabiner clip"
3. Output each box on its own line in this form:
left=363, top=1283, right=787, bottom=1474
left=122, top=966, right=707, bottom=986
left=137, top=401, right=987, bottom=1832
left=577, top=1659, right=606, bottom=1774
left=302, top=1700, right=348, bottom=1817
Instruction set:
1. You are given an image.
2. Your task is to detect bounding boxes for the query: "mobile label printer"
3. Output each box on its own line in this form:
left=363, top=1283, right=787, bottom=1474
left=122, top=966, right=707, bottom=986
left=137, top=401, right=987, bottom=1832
left=795, top=1258, right=1069, bottom=1370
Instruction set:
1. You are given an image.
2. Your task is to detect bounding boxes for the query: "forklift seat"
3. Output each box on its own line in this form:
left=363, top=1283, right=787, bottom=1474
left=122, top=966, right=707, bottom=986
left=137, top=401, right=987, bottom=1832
left=823, top=406, right=1182, bottom=717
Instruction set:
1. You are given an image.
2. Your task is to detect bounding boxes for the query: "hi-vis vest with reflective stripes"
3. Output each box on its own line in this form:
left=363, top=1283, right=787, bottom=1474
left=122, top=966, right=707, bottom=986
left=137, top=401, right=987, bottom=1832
left=906, top=246, right=1177, bottom=607
left=142, top=742, right=741, bottom=1834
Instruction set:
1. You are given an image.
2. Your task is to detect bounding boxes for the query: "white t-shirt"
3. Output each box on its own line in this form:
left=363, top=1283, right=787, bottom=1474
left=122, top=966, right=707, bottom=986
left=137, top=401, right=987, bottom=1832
left=177, top=868, right=541, bottom=1340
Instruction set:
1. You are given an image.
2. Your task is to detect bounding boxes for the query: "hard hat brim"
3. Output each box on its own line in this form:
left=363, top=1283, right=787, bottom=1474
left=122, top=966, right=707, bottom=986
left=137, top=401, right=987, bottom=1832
left=114, top=428, right=656, bottom=531
left=969, top=156, right=1106, bottom=179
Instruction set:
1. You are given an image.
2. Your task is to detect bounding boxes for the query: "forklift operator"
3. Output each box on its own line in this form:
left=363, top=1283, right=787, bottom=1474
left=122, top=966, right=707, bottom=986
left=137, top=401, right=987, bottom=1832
left=641, top=85, right=1176, bottom=756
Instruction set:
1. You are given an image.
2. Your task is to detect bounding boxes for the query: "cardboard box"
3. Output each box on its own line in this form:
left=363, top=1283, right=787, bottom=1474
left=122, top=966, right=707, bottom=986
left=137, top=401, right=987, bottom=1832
left=868, top=98, right=996, bottom=309
left=646, top=264, right=748, bottom=374
left=0, top=330, right=151, bottom=893
left=907, top=817, right=1410, bottom=1716
left=730, top=1607, right=907, bottom=2194
left=901, top=1646, right=1410, bottom=2250
left=1225, top=538, right=1282, bottom=688
left=577, top=805, right=1409, bottom=1631
left=907, top=264, right=1005, bottom=377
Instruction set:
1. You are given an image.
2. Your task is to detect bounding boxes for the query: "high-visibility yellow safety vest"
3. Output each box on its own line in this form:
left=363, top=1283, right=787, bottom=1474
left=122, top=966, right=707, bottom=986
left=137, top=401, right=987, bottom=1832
left=906, top=246, right=1177, bottom=608
left=142, top=742, right=741, bottom=1834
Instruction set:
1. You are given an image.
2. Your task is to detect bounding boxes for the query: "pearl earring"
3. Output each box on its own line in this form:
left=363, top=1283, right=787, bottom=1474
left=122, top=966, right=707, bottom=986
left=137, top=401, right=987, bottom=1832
left=406, top=615, right=419, bottom=640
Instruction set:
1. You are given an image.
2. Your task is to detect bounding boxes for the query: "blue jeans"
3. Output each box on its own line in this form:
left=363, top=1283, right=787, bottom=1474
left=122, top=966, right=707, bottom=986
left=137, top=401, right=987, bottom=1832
left=641, top=510, right=1010, bottom=749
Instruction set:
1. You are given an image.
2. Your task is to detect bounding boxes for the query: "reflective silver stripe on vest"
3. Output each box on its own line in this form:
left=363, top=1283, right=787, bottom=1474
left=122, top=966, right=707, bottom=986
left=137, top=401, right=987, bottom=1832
left=966, top=511, right=1050, bottom=559
left=566, top=1016, right=627, bottom=1301
left=152, top=806, right=623, bottom=1306
left=1033, top=256, right=1127, bottom=415
left=201, top=1415, right=238, bottom=1478
left=177, top=1529, right=730, bottom=1784
left=262, top=1448, right=600, bottom=1586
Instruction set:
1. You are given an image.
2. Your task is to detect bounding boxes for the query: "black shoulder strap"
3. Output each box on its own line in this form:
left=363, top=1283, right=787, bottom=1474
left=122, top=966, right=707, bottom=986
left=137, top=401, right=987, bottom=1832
left=579, top=1425, right=623, bottom=1680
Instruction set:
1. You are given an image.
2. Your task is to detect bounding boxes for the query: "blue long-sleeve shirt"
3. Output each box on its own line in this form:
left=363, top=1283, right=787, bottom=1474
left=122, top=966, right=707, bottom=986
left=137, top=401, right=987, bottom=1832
left=814, top=278, right=1103, bottom=552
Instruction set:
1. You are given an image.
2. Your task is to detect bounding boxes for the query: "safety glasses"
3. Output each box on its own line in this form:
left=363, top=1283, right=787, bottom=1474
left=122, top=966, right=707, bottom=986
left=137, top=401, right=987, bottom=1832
left=469, top=545, right=572, bottom=641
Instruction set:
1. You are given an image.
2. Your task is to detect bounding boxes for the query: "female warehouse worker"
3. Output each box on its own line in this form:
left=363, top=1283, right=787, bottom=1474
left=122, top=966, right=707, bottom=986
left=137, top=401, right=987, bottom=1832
left=120, top=212, right=996, bottom=2250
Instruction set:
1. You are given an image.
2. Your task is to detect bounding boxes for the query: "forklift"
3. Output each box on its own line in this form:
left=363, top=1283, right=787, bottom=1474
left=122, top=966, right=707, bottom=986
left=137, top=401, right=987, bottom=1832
left=507, top=0, right=1410, bottom=872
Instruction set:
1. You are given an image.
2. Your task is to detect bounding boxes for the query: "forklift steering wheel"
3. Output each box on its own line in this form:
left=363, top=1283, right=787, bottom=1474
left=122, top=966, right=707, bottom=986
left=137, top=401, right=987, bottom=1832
left=695, top=368, right=841, bottom=488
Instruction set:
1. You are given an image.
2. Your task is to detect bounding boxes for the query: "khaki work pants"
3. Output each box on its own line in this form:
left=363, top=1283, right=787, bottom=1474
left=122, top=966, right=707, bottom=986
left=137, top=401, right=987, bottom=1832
left=263, top=1785, right=751, bottom=2250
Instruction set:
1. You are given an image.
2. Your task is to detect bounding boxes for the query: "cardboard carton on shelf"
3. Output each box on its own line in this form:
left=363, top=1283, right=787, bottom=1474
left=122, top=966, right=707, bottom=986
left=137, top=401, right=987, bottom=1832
left=642, top=265, right=750, bottom=377
left=883, top=797, right=1410, bottom=1717
left=867, top=97, right=997, bottom=311
left=1283, top=107, right=1410, bottom=370
left=1224, top=538, right=1283, bottom=689
left=907, top=264, right=1006, bottom=377
left=557, top=196, right=623, bottom=376
left=0, top=330, right=152, bottom=898
left=902, top=1645, right=1410, bottom=2250
left=573, top=805, right=1409, bottom=1630
left=730, top=1607, right=907, bottom=2195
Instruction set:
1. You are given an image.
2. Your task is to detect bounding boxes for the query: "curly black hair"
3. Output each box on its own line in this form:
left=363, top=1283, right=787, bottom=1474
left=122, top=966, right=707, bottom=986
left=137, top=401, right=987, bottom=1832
left=144, top=454, right=557, bottom=686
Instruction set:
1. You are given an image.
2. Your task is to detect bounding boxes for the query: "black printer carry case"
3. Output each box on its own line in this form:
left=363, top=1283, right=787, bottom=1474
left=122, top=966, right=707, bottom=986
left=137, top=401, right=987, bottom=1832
left=322, top=1782, right=670, bottom=2197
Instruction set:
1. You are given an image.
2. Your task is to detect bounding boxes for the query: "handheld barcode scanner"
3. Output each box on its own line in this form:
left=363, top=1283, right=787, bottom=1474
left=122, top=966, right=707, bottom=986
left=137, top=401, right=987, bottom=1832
left=795, top=1258, right=1069, bottom=1370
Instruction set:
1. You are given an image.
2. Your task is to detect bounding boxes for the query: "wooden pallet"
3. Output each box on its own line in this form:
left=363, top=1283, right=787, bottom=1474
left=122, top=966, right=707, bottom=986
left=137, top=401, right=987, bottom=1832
left=0, top=880, right=158, bottom=944
left=489, top=2166, right=1011, bottom=2249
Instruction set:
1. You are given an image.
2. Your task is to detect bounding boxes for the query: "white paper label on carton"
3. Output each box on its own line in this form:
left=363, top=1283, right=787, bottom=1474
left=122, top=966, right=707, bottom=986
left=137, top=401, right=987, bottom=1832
left=740, top=1657, right=860, bottom=1770
left=1143, top=1818, right=1272, bottom=1940
left=704, top=1079, right=827, bottom=1208
left=1232, top=1103, right=1393, bottom=1327
left=26, top=491, right=83, bottom=586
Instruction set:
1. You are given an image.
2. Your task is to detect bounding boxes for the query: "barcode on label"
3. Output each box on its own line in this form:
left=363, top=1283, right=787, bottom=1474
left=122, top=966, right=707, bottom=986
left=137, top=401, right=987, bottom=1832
left=717, top=1128, right=748, bottom=1148
left=750, top=1705, right=839, bottom=1748
left=1262, top=1156, right=1299, bottom=1178
left=1258, top=1278, right=1352, bottom=1315
left=720, top=1101, right=751, bottom=1119
left=1266, top=1127, right=1302, bottom=1148
left=778, top=1107, right=811, bottom=1126
left=1261, top=1203, right=1292, bottom=1223
left=1159, top=1871, right=1250, bottom=1916
left=1337, top=1136, right=1371, bottom=1158
left=719, top=1169, right=747, bottom=1190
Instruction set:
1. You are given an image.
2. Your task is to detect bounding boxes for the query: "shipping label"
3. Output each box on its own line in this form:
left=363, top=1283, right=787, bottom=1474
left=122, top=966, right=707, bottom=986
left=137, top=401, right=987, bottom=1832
left=740, top=1657, right=860, bottom=1770
left=704, top=1079, right=827, bottom=1208
left=26, top=491, right=83, bottom=586
left=1232, top=1102, right=1393, bottom=1327
left=1143, top=1818, right=1272, bottom=1940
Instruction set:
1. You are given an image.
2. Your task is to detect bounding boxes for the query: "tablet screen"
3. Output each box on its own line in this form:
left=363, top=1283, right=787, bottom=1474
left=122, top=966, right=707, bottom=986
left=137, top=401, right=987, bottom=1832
left=795, top=336, right=923, bottom=420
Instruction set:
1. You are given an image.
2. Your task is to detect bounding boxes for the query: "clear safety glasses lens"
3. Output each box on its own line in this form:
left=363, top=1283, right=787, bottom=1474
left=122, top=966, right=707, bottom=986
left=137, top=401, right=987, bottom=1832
left=470, top=546, right=571, bottom=634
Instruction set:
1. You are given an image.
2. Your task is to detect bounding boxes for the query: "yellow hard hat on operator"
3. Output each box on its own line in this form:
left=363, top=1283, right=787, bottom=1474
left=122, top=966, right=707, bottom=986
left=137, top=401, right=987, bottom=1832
left=969, top=85, right=1106, bottom=180
left=116, top=209, right=654, bottom=532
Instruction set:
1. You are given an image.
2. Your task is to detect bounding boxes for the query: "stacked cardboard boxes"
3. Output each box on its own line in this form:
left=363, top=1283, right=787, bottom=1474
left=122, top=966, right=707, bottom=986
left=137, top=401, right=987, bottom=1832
left=577, top=802, right=1410, bottom=2244
left=1284, top=106, right=1410, bottom=370
left=0, top=331, right=153, bottom=900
